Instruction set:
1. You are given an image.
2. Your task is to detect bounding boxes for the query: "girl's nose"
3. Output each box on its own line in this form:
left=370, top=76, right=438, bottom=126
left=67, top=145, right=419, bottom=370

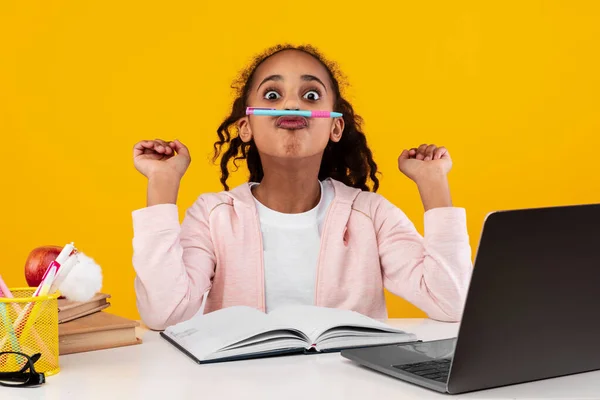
left=283, top=99, right=300, bottom=110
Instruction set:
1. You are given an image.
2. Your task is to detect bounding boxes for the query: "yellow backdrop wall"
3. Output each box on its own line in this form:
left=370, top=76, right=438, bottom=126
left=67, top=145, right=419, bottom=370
left=1, top=1, right=599, bottom=320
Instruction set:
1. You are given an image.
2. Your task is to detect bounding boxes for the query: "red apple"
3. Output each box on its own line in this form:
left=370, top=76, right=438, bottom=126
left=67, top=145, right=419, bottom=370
left=24, top=245, right=63, bottom=287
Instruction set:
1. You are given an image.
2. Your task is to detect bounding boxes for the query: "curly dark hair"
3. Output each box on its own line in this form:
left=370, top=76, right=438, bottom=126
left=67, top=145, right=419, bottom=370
left=212, top=44, right=379, bottom=192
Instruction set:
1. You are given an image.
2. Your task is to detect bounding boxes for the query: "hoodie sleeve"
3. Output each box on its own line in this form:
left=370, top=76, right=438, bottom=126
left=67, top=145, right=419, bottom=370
left=373, top=196, right=473, bottom=322
left=131, top=197, right=215, bottom=330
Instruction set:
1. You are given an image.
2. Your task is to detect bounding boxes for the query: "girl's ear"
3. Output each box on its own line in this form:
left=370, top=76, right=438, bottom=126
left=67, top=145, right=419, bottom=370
left=238, top=116, right=253, bottom=143
left=330, top=117, right=345, bottom=143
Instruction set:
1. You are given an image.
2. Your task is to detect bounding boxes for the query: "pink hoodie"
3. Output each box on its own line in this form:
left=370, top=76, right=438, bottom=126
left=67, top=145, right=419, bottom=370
left=132, top=178, right=473, bottom=330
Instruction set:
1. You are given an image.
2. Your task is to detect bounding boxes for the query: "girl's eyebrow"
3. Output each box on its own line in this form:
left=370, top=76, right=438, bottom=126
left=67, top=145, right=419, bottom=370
left=256, top=74, right=328, bottom=93
left=257, top=74, right=283, bottom=90
left=301, top=75, right=328, bottom=93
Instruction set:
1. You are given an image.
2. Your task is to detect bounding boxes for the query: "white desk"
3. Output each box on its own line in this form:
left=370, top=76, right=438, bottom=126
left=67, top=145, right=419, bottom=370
left=3, top=318, right=600, bottom=399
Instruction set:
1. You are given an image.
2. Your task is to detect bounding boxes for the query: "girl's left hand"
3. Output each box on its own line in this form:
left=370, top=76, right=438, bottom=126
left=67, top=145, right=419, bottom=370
left=398, top=144, right=452, bottom=184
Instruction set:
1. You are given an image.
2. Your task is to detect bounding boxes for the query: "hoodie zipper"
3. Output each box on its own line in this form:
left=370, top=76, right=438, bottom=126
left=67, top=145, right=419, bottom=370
left=254, top=207, right=266, bottom=312
left=313, top=199, right=336, bottom=307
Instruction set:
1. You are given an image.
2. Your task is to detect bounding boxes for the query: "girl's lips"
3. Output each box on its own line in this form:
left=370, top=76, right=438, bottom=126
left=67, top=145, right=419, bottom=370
left=276, top=116, right=308, bottom=130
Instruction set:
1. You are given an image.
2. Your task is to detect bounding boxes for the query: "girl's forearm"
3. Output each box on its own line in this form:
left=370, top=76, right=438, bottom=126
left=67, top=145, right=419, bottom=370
left=416, top=174, right=453, bottom=211
left=147, top=172, right=180, bottom=207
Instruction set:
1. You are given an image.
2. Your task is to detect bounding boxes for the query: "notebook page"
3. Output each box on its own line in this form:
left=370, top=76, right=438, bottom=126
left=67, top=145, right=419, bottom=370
left=206, top=337, right=307, bottom=361
left=163, top=306, right=299, bottom=360
left=221, top=330, right=306, bottom=351
left=268, top=305, right=409, bottom=344
left=318, top=327, right=406, bottom=341
left=317, top=334, right=416, bottom=352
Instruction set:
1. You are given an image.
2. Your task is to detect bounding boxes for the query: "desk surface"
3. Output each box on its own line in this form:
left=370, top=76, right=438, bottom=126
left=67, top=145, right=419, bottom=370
left=3, top=318, right=600, bottom=399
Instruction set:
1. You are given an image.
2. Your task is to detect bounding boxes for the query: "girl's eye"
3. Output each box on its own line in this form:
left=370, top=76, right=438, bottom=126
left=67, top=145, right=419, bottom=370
left=303, top=90, right=320, bottom=101
left=264, top=91, right=281, bottom=100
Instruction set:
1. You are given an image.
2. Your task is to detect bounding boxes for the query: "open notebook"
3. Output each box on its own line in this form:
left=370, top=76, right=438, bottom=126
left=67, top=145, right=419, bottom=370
left=160, top=305, right=418, bottom=364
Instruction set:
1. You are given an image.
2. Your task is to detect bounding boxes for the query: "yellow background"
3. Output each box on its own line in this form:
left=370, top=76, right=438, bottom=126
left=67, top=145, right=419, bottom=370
left=1, top=1, right=598, bottom=321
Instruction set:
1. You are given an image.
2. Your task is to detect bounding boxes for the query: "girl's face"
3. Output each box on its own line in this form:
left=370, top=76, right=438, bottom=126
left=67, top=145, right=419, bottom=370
left=238, top=50, right=344, bottom=160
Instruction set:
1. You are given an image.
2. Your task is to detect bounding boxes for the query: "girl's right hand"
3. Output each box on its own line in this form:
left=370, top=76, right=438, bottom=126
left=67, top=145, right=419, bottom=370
left=133, top=139, right=191, bottom=180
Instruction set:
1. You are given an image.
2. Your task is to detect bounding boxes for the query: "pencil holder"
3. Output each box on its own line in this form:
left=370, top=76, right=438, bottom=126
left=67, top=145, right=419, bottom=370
left=0, top=287, right=60, bottom=376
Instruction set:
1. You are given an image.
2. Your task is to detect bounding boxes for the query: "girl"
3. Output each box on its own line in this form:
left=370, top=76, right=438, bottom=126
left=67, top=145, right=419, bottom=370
left=131, top=44, right=472, bottom=330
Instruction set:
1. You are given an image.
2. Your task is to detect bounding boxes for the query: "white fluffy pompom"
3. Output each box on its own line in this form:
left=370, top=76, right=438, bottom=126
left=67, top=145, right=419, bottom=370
left=58, top=252, right=103, bottom=302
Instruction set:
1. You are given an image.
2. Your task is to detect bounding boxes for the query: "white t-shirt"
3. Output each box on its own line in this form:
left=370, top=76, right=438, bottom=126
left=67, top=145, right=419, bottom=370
left=251, top=179, right=335, bottom=312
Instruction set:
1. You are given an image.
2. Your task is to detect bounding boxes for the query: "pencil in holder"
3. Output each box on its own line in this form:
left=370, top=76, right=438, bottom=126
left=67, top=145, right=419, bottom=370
left=0, top=287, right=60, bottom=376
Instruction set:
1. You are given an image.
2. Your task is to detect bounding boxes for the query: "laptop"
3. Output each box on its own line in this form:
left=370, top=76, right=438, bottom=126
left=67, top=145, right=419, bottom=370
left=341, top=204, right=600, bottom=394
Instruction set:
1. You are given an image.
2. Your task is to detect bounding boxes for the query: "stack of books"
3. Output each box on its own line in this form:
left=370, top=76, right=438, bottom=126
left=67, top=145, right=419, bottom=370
left=57, top=293, right=141, bottom=355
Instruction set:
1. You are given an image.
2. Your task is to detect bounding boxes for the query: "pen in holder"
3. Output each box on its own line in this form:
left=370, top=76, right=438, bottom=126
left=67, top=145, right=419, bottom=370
left=0, top=288, right=60, bottom=376
left=0, top=242, right=102, bottom=376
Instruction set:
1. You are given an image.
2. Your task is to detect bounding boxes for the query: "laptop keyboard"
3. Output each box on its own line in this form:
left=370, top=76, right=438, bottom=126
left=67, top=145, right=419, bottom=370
left=393, top=358, right=452, bottom=383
